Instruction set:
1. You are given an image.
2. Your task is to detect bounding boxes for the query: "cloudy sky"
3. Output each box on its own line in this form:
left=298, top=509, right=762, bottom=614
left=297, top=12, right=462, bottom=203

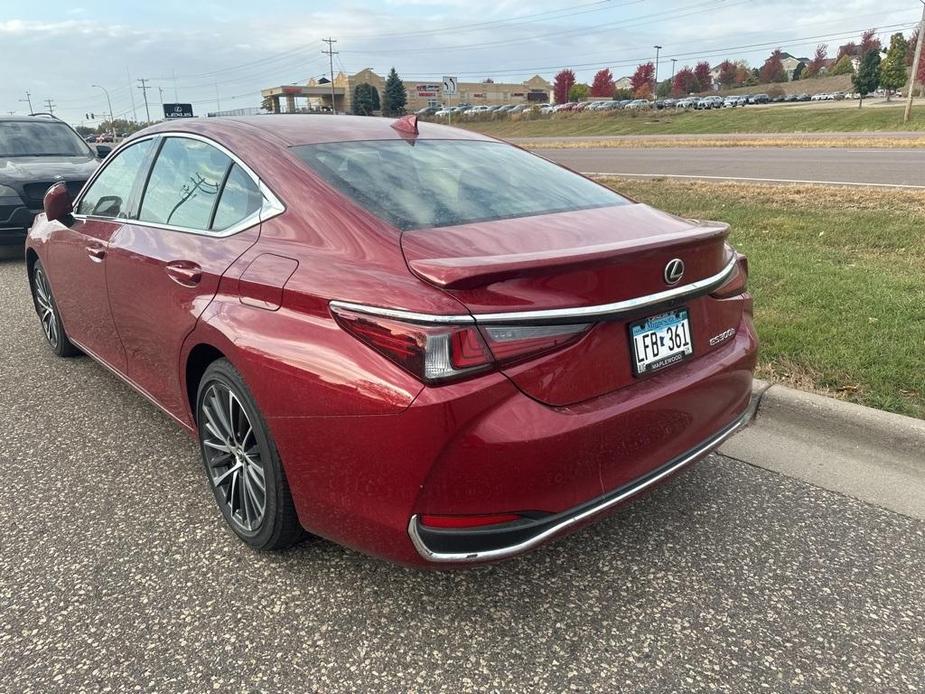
left=1, top=0, right=921, bottom=124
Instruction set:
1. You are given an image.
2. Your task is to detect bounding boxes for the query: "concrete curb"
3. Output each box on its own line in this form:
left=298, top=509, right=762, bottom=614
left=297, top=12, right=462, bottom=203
left=720, top=379, right=925, bottom=519
left=749, top=379, right=925, bottom=459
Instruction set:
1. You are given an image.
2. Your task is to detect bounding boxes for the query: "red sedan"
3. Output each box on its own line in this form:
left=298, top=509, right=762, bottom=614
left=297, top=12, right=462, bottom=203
left=26, top=115, right=757, bottom=566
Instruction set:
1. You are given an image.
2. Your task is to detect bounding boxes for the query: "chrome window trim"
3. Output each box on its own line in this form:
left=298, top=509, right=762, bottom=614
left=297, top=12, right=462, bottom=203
left=71, top=131, right=285, bottom=238
left=329, top=255, right=737, bottom=326
left=408, top=408, right=752, bottom=563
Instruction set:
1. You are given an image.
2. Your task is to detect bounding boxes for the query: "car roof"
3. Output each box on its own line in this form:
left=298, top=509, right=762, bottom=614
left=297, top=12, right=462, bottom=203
left=140, top=114, right=497, bottom=147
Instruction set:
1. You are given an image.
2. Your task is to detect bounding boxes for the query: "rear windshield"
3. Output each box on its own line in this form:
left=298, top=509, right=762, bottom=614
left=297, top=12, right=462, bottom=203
left=291, top=139, right=628, bottom=230
left=0, top=121, right=92, bottom=157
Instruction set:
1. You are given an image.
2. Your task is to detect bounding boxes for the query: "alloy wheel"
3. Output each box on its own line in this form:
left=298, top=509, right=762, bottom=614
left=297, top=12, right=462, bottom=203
left=199, top=382, right=267, bottom=533
left=33, top=267, right=59, bottom=349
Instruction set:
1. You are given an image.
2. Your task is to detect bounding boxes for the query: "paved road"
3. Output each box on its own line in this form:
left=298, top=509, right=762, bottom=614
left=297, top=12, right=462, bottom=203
left=0, top=257, right=923, bottom=692
left=535, top=147, right=925, bottom=187
left=512, top=131, right=925, bottom=144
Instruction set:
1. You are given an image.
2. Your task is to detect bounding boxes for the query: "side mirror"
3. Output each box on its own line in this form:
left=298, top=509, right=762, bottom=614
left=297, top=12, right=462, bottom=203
left=44, top=182, right=74, bottom=224
left=96, top=144, right=112, bottom=158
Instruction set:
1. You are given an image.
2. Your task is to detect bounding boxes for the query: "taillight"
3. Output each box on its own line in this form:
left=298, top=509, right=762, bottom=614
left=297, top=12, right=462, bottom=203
left=711, top=252, right=748, bottom=299
left=331, top=306, right=494, bottom=383
left=480, top=324, right=590, bottom=365
left=331, top=305, right=590, bottom=384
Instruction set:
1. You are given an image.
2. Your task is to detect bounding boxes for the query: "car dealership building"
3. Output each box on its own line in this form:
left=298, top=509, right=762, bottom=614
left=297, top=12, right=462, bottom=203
left=261, top=69, right=551, bottom=114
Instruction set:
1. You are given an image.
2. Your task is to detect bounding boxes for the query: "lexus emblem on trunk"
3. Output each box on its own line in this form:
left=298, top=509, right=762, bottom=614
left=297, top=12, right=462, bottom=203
left=664, top=258, right=685, bottom=285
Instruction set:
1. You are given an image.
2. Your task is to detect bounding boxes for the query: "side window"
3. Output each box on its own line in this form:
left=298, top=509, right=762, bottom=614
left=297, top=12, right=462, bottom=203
left=76, top=139, right=153, bottom=218
left=211, top=164, right=263, bottom=231
left=139, top=137, right=231, bottom=230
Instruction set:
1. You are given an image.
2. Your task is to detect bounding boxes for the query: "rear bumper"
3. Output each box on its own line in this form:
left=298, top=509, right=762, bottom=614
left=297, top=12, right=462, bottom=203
left=269, top=313, right=757, bottom=566
left=408, top=407, right=751, bottom=562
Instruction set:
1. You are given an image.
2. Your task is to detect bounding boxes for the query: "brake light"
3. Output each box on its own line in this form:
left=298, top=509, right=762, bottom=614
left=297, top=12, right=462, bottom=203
left=331, top=305, right=591, bottom=384
left=331, top=306, right=494, bottom=383
left=711, top=253, right=748, bottom=299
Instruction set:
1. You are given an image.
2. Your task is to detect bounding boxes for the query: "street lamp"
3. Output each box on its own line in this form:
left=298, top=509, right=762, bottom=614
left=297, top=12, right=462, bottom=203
left=91, top=84, right=115, bottom=139
left=671, top=58, right=678, bottom=82
left=654, top=45, right=663, bottom=84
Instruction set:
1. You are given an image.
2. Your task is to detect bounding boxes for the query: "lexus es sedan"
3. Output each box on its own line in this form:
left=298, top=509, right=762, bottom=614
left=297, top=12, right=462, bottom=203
left=26, top=115, right=757, bottom=566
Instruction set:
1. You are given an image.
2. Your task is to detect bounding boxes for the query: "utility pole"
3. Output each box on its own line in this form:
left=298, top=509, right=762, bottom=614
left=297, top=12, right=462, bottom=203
left=322, top=37, right=338, bottom=114
left=19, top=91, right=34, bottom=114
left=904, top=1, right=925, bottom=123
left=653, top=45, right=662, bottom=85
left=158, top=86, right=165, bottom=110
left=43, top=98, right=55, bottom=115
left=92, top=84, right=116, bottom=139
left=137, top=78, right=152, bottom=122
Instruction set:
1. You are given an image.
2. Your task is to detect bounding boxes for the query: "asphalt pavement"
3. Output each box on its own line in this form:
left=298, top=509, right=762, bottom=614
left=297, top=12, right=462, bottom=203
left=1, top=256, right=923, bottom=693
left=534, top=146, right=925, bottom=187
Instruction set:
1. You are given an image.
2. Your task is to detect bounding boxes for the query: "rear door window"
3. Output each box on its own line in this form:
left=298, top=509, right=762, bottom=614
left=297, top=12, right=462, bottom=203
left=139, top=137, right=231, bottom=230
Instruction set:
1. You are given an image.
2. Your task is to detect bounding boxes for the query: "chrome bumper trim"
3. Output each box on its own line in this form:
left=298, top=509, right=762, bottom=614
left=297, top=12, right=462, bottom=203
left=408, top=407, right=752, bottom=563
left=331, top=256, right=737, bottom=326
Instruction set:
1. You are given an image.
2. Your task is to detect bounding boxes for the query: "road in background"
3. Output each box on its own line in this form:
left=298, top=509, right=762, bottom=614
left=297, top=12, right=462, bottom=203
left=535, top=146, right=925, bottom=187
left=1, top=257, right=923, bottom=692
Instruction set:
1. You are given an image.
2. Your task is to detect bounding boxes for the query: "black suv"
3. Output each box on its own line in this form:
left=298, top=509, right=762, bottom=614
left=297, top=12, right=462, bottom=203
left=0, top=115, right=104, bottom=247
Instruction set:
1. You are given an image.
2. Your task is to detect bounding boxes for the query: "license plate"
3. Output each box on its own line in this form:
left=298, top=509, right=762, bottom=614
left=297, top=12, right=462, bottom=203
left=630, top=308, right=693, bottom=375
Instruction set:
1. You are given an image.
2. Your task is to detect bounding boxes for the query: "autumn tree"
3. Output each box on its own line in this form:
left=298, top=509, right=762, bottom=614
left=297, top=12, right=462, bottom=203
left=830, top=54, right=855, bottom=75
left=880, top=33, right=909, bottom=99
left=735, top=62, right=752, bottom=86
left=905, top=29, right=918, bottom=65
left=553, top=69, right=576, bottom=104
left=759, top=49, right=787, bottom=83
left=590, top=68, right=615, bottom=97
left=630, top=62, right=656, bottom=97
left=672, top=67, right=699, bottom=96
left=717, top=60, right=737, bottom=89
left=860, top=28, right=882, bottom=56
left=804, top=44, right=828, bottom=78
left=694, top=61, right=712, bottom=91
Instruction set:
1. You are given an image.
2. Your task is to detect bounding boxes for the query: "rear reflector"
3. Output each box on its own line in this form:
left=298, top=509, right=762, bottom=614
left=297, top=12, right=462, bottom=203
left=420, top=513, right=522, bottom=528
left=331, top=305, right=591, bottom=385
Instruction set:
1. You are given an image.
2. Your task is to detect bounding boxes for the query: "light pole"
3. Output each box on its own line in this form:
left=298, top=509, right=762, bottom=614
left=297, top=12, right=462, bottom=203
left=92, top=84, right=116, bottom=139
left=654, top=45, right=663, bottom=85
left=671, top=58, right=678, bottom=82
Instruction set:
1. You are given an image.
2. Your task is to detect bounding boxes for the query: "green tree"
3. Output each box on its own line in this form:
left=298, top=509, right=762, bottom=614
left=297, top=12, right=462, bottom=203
left=568, top=83, right=589, bottom=102
left=853, top=49, right=881, bottom=107
left=791, top=61, right=805, bottom=80
left=382, top=67, right=407, bottom=116
left=830, top=54, right=855, bottom=76
left=655, top=78, right=672, bottom=98
left=351, top=83, right=380, bottom=115
left=880, top=33, right=908, bottom=99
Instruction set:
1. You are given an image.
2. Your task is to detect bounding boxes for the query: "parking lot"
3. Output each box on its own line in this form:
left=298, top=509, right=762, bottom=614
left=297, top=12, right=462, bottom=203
left=1, top=254, right=923, bottom=692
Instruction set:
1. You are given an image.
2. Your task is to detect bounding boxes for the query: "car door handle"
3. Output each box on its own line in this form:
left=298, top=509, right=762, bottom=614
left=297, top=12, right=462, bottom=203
left=86, top=245, right=106, bottom=262
left=165, top=261, right=202, bottom=287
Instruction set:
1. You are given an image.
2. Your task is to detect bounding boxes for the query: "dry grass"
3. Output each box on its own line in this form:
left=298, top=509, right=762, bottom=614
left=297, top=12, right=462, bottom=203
left=521, top=136, right=925, bottom=150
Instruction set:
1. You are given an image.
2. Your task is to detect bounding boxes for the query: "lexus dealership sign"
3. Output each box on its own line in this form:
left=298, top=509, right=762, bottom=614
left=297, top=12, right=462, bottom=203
left=163, top=103, right=194, bottom=119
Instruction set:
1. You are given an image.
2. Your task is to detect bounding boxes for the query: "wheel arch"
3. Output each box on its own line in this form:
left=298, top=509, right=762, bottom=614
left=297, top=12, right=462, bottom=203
left=185, top=343, right=227, bottom=423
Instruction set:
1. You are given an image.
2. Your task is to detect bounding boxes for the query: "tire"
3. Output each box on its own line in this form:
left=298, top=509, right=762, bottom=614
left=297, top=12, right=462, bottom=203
left=196, top=358, right=304, bottom=550
left=31, top=260, right=81, bottom=358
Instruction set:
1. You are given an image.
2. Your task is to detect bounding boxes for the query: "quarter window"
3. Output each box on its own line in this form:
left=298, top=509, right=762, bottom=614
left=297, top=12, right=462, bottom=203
left=211, top=164, right=263, bottom=231
left=76, top=139, right=154, bottom=218
left=139, top=137, right=231, bottom=230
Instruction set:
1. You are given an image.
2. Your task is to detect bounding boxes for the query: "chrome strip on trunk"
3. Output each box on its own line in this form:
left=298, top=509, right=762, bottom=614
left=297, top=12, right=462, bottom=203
left=331, top=255, right=737, bottom=326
